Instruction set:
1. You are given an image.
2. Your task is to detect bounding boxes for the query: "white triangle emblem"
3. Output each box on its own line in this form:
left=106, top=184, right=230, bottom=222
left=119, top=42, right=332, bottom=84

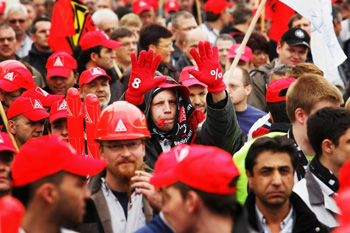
left=33, top=99, right=43, bottom=109
left=91, top=67, right=103, bottom=75
left=175, top=148, right=189, bottom=162
left=85, top=106, right=93, bottom=124
left=139, top=1, right=147, bottom=7
left=54, top=57, right=64, bottom=67
left=115, top=119, right=127, bottom=132
left=0, top=134, right=4, bottom=143
left=58, top=99, right=67, bottom=111
left=36, top=87, right=49, bottom=97
left=4, top=72, right=15, bottom=81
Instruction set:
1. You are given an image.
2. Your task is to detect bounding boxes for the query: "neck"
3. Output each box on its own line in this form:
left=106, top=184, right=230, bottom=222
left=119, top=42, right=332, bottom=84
left=105, top=170, right=130, bottom=192
left=16, top=33, right=26, bottom=43
left=85, top=61, right=96, bottom=70
left=256, top=198, right=291, bottom=232
left=291, top=124, right=315, bottom=156
left=175, top=40, right=184, bottom=52
left=234, top=101, right=248, bottom=112
left=34, top=44, right=52, bottom=53
left=207, top=21, right=224, bottom=31
left=234, top=24, right=249, bottom=33
left=22, top=208, right=60, bottom=233
left=0, top=55, right=15, bottom=62
left=195, top=208, right=234, bottom=233
left=319, top=155, right=340, bottom=178
left=116, top=59, right=130, bottom=70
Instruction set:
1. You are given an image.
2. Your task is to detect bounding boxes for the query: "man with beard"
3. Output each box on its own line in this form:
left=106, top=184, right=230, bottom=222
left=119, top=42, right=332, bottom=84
left=245, top=136, right=329, bottom=232
left=0, top=132, right=16, bottom=198
left=78, top=67, right=111, bottom=110
left=11, top=135, right=106, bottom=233
left=77, top=101, right=158, bottom=233
left=7, top=97, right=48, bottom=149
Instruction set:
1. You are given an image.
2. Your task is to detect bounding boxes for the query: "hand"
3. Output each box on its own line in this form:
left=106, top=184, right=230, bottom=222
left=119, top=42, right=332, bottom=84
left=188, top=41, right=226, bottom=93
left=131, top=170, right=162, bottom=211
left=125, top=50, right=167, bottom=105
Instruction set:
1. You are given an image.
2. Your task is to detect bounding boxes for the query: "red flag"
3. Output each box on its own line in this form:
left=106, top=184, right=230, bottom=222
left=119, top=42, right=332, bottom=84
left=48, top=0, right=97, bottom=54
left=267, top=0, right=295, bottom=42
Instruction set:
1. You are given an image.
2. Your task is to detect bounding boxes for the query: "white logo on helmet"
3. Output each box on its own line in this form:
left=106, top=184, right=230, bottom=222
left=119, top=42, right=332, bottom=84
left=139, top=1, right=147, bottom=7
left=115, top=119, right=127, bottom=132
left=295, top=29, right=305, bottom=39
left=35, top=87, right=49, bottom=97
left=4, top=72, right=16, bottom=81
left=58, top=99, right=67, bottom=111
left=91, top=67, right=103, bottom=75
left=0, top=134, right=4, bottom=143
left=54, top=57, right=64, bottom=67
left=33, top=99, right=43, bottom=109
left=169, top=2, right=175, bottom=7
left=175, top=147, right=189, bottom=162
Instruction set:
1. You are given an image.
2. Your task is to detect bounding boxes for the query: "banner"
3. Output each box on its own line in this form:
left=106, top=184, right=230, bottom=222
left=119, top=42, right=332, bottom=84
left=48, top=0, right=97, bottom=54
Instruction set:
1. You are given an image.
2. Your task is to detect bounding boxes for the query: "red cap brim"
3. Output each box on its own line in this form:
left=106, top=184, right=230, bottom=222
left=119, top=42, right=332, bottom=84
left=102, top=40, right=122, bottom=49
left=49, top=111, right=67, bottom=124
left=157, top=83, right=190, bottom=98
left=182, top=79, right=207, bottom=88
left=47, top=68, right=72, bottom=78
left=0, top=80, right=20, bottom=92
left=63, top=156, right=107, bottom=177
left=23, top=109, right=49, bottom=121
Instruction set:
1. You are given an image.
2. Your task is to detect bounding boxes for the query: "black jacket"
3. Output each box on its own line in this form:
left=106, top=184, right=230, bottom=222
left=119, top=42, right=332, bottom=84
left=23, top=44, right=53, bottom=79
left=244, top=192, right=330, bottom=233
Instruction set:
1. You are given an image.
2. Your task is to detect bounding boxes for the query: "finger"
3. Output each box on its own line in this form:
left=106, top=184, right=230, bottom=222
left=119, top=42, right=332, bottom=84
left=189, top=48, right=201, bottom=65
left=198, top=41, right=206, bottom=60
left=138, top=50, right=147, bottom=67
left=212, top=45, right=219, bottom=60
left=153, top=76, right=167, bottom=87
left=145, top=49, right=154, bottom=68
left=130, top=176, right=151, bottom=183
left=135, top=170, right=153, bottom=178
left=187, top=70, right=201, bottom=79
left=150, top=54, right=162, bottom=72
left=130, top=53, right=137, bottom=68
left=205, top=41, right=213, bottom=59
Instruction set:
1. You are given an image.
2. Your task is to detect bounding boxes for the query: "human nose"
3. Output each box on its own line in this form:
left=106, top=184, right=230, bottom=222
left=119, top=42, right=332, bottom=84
left=271, top=171, right=282, bottom=186
left=120, top=144, right=132, bottom=156
left=193, top=95, right=200, bottom=104
left=111, top=50, right=116, bottom=59
left=163, top=101, right=171, bottom=113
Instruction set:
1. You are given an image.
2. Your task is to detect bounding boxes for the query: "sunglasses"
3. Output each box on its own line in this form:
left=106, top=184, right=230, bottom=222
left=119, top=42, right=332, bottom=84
left=9, top=19, right=25, bottom=24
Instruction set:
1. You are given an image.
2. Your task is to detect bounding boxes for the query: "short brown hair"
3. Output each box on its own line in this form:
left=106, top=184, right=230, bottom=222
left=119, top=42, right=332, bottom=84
left=285, top=63, right=324, bottom=79
left=286, top=74, right=342, bottom=122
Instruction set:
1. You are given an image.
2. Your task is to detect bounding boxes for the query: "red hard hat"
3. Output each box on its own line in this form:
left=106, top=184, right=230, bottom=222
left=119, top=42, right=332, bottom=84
left=95, top=101, right=151, bottom=141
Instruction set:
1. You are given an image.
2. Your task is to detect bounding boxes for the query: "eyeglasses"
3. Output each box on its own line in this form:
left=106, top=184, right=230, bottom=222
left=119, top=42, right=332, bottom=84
left=9, top=19, right=25, bottom=24
left=228, top=84, right=248, bottom=91
left=0, top=37, right=15, bottom=43
left=102, top=140, right=143, bottom=152
left=157, top=43, right=173, bottom=49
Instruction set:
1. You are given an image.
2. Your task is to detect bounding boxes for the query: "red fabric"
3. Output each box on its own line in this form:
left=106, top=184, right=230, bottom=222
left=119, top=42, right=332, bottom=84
left=267, top=0, right=295, bottom=42
left=252, top=126, right=270, bottom=139
left=48, top=0, right=97, bottom=54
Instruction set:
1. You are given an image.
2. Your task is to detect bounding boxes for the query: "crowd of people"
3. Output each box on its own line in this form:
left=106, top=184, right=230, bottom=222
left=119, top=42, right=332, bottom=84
left=1, top=0, right=350, bottom=232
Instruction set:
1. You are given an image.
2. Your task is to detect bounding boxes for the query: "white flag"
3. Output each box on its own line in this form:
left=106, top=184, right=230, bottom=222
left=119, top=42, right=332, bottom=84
left=280, top=0, right=347, bottom=85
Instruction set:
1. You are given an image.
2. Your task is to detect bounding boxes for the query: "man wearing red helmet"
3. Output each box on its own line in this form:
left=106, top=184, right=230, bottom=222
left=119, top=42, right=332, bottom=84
left=0, top=132, right=16, bottom=198
left=77, top=101, right=158, bottom=233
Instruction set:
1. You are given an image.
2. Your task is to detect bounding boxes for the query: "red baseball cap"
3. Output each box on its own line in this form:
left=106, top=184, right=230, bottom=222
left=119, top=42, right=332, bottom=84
left=179, top=66, right=207, bottom=88
left=266, top=78, right=296, bottom=103
left=164, top=0, right=179, bottom=12
left=11, top=135, right=106, bottom=187
left=132, top=0, right=152, bottom=15
left=0, top=66, right=35, bottom=92
left=80, top=31, right=122, bottom=51
left=0, top=132, right=16, bottom=153
left=0, top=1, right=6, bottom=14
left=21, top=87, right=65, bottom=107
left=156, top=79, right=190, bottom=99
left=7, top=97, right=49, bottom=121
left=150, top=144, right=240, bottom=194
left=227, top=44, right=253, bottom=62
left=49, top=99, right=67, bottom=123
left=79, top=67, right=111, bottom=87
left=205, top=0, right=233, bottom=14
left=46, top=51, right=77, bottom=78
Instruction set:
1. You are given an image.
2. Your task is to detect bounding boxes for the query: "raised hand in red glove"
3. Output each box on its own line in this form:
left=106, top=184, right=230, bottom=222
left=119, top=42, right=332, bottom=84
left=125, top=49, right=167, bottom=105
left=188, top=41, right=226, bottom=93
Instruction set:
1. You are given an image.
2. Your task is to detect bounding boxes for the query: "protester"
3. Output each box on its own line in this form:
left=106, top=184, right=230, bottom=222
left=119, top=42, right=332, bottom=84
left=226, top=43, right=253, bottom=72
left=132, top=0, right=155, bottom=26
left=215, top=34, right=235, bottom=72
left=11, top=135, right=106, bottom=233
left=0, top=132, right=16, bottom=197
left=49, top=99, right=68, bottom=141
left=119, top=13, right=142, bottom=41
left=246, top=32, right=269, bottom=68
left=92, top=9, right=119, bottom=37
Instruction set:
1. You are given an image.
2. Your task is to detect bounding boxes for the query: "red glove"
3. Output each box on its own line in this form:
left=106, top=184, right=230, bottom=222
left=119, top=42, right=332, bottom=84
left=188, top=41, right=226, bottom=93
left=125, top=49, right=167, bottom=105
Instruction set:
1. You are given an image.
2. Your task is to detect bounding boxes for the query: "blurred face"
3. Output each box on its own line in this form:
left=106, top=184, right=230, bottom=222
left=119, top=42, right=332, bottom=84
left=51, top=118, right=68, bottom=141
left=154, top=37, right=174, bottom=64
left=46, top=71, right=76, bottom=95
left=248, top=151, right=294, bottom=208
left=252, top=49, right=268, bottom=68
left=56, top=173, right=91, bottom=226
left=185, top=32, right=208, bottom=59
left=161, top=186, right=194, bottom=233
left=216, top=39, right=234, bottom=68
left=6, top=10, right=27, bottom=37
left=128, top=25, right=141, bottom=41
left=0, top=28, right=16, bottom=61
left=174, top=17, right=197, bottom=43
left=33, top=0, right=46, bottom=17
left=189, top=85, right=207, bottom=114
left=0, top=151, right=14, bottom=196
left=0, top=89, right=21, bottom=113
left=332, top=128, right=350, bottom=173
left=97, top=0, right=112, bottom=9
left=178, top=0, right=194, bottom=12
left=32, top=21, right=51, bottom=51
left=100, top=139, right=145, bottom=181
left=99, top=18, right=118, bottom=37
left=85, top=0, right=97, bottom=13
left=94, top=47, right=116, bottom=70
left=140, top=10, right=155, bottom=26
left=227, top=68, right=249, bottom=106
left=80, top=76, right=111, bottom=109
left=291, top=17, right=311, bottom=36
left=277, top=42, right=308, bottom=66
left=221, top=7, right=231, bottom=26
left=115, top=35, right=138, bottom=66
left=151, top=89, right=177, bottom=132
left=24, top=4, right=37, bottom=23
left=10, top=115, right=45, bottom=148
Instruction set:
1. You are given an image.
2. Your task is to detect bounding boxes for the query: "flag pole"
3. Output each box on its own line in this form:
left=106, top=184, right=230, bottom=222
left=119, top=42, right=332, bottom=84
left=224, top=0, right=267, bottom=84
left=196, top=0, right=202, bottom=25
left=0, top=102, right=19, bottom=151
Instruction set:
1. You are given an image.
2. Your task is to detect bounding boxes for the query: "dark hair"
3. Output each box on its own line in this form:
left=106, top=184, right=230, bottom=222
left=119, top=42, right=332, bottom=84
left=247, top=32, right=269, bottom=54
left=332, top=5, right=343, bottom=24
left=205, top=11, right=221, bottom=22
left=30, top=17, right=51, bottom=34
left=288, top=13, right=303, bottom=29
left=245, top=136, right=299, bottom=175
left=79, top=45, right=103, bottom=66
left=172, top=181, right=239, bottom=217
left=110, top=27, right=134, bottom=41
left=232, top=4, right=252, bottom=25
left=11, top=171, right=65, bottom=208
left=267, top=101, right=290, bottom=123
left=139, top=24, right=172, bottom=51
left=307, top=107, right=350, bottom=158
